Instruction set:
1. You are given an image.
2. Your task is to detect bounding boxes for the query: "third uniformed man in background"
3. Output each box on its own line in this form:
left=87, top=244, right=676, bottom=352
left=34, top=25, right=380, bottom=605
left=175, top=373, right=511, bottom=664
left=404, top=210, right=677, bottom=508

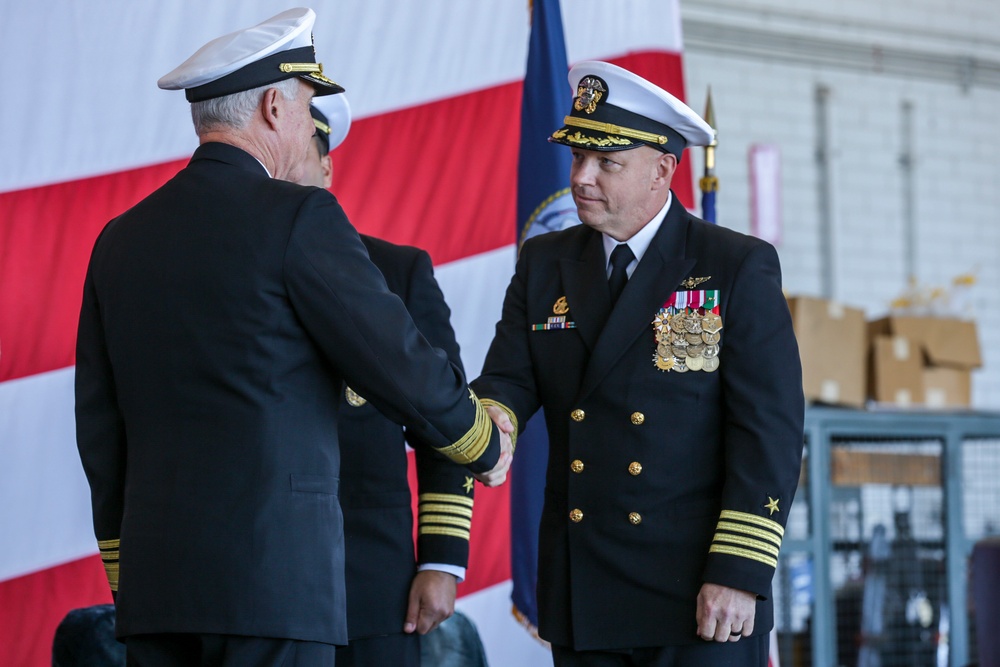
left=297, top=95, right=475, bottom=667
left=472, top=61, right=805, bottom=666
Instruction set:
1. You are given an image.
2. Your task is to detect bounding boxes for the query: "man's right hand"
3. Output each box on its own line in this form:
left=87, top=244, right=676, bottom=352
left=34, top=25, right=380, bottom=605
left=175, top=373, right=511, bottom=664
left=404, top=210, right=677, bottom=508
left=473, top=406, right=514, bottom=487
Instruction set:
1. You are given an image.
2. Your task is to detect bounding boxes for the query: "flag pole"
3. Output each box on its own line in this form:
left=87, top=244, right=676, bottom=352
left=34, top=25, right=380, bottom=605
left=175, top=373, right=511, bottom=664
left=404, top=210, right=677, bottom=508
left=699, top=87, right=718, bottom=224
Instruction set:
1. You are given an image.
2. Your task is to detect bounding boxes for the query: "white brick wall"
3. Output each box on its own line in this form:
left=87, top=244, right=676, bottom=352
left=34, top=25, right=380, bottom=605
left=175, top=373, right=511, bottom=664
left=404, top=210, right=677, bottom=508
left=680, top=0, right=1000, bottom=407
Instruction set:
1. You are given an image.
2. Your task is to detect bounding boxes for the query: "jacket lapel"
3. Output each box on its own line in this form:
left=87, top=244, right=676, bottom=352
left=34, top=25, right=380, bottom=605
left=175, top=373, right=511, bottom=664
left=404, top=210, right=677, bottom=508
left=578, top=197, right=695, bottom=401
left=560, top=231, right=609, bottom=352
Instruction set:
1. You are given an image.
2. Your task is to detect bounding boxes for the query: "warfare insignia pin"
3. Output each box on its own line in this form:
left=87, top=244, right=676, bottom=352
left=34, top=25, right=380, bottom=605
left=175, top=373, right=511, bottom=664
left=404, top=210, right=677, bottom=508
left=553, top=296, right=569, bottom=315
left=680, top=276, right=711, bottom=289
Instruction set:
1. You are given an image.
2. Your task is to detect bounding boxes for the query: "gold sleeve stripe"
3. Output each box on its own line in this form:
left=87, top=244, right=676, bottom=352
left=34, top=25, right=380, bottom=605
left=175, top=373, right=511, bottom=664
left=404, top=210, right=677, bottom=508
left=419, top=526, right=471, bottom=539
left=436, top=390, right=492, bottom=464
left=713, top=534, right=781, bottom=557
left=419, top=493, right=474, bottom=507
left=420, top=514, right=473, bottom=529
left=709, top=544, right=778, bottom=569
left=419, top=503, right=474, bottom=519
left=479, top=398, right=519, bottom=451
left=719, top=510, right=785, bottom=536
left=96, top=539, right=121, bottom=591
left=715, top=520, right=783, bottom=548
left=103, top=563, right=120, bottom=592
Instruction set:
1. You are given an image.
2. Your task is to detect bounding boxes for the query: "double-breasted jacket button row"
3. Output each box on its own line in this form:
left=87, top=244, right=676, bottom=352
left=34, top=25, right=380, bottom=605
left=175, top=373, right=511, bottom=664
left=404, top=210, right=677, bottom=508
left=568, top=460, right=642, bottom=476
left=569, top=409, right=645, bottom=425
left=567, top=508, right=643, bottom=525
left=567, top=409, right=646, bottom=525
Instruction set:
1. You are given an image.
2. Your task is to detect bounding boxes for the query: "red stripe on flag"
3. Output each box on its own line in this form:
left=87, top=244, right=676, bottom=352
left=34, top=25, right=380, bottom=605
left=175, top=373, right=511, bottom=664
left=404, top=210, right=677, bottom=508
left=331, top=51, right=694, bottom=265
left=330, top=82, right=521, bottom=266
left=0, top=555, right=112, bottom=667
left=0, top=161, right=186, bottom=383
left=0, top=50, right=686, bottom=386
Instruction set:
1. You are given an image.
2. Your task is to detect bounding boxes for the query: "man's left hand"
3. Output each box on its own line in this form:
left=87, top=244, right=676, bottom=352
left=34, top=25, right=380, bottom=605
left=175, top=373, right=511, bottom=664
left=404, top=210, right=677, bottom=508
left=403, top=570, right=458, bottom=635
left=696, top=583, right=756, bottom=642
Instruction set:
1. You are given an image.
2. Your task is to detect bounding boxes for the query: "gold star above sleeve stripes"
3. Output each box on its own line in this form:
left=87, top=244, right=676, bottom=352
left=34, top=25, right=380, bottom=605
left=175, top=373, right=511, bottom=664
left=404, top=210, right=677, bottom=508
left=97, top=538, right=120, bottom=592
left=708, top=510, right=784, bottom=569
left=418, top=492, right=475, bottom=541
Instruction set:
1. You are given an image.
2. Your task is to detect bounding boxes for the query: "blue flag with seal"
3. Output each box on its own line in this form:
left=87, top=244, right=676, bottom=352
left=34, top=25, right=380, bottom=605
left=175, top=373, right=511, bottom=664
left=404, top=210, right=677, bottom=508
left=513, top=0, right=576, bottom=639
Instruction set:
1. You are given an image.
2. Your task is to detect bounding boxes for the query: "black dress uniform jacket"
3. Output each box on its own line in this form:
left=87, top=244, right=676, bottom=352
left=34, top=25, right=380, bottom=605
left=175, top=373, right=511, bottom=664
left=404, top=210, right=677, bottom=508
left=338, top=236, right=473, bottom=639
left=472, top=195, right=804, bottom=650
left=74, top=143, right=500, bottom=646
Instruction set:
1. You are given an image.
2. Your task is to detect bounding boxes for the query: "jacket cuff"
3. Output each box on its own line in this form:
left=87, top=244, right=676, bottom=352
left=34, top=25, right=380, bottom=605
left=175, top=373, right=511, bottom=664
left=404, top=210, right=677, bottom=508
left=97, top=538, right=120, bottom=593
left=479, top=398, right=518, bottom=451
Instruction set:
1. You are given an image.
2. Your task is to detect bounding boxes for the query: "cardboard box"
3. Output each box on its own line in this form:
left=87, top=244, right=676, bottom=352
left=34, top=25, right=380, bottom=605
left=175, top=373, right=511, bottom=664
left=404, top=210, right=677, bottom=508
left=831, top=449, right=941, bottom=486
left=869, top=335, right=923, bottom=406
left=787, top=296, right=867, bottom=408
left=868, top=315, right=982, bottom=369
left=868, top=315, right=980, bottom=408
left=923, top=366, right=972, bottom=408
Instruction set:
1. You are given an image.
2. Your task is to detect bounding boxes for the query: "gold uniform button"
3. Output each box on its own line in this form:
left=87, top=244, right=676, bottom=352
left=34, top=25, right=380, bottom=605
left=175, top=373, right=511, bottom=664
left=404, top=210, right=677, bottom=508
left=569, top=509, right=584, bottom=523
left=571, top=409, right=586, bottom=422
left=570, top=459, right=585, bottom=473
left=628, top=462, right=643, bottom=476
left=630, top=412, right=645, bottom=425
left=629, top=512, right=642, bottom=525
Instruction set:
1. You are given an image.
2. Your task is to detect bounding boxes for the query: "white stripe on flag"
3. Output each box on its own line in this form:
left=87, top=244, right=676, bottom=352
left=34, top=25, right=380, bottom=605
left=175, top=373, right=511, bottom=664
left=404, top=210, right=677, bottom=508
left=456, top=579, right=552, bottom=667
left=435, top=244, right=517, bottom=380
left=0, top=367, right=97, bottom=581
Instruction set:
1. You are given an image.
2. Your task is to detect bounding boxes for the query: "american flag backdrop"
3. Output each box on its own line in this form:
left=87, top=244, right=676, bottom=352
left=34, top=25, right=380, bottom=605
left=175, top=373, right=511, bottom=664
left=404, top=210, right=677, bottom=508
left=0, top=2, right=694, bottom=665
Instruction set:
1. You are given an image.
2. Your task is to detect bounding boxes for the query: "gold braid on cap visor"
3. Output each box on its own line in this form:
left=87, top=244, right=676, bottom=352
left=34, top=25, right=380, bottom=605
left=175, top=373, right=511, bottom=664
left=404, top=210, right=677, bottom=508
left=313, top=119, right=332, bottom=135
left=561, top=115, right=668, bottom=145
left=279, top=62, right=340, bottom=87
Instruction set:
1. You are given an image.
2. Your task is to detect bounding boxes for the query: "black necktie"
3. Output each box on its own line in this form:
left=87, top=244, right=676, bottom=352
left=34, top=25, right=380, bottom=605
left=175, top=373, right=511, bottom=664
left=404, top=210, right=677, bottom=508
left=607, top=243, right=635, bottom=306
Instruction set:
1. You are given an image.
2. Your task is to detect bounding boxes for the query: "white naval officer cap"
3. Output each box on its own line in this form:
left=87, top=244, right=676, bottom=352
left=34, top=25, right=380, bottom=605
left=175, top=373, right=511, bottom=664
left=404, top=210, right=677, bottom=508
left=158, top=8, right=344, bottom=103
left=310, top=93, right=352, bottom=154
left=550, top=60, right=714, bottom=159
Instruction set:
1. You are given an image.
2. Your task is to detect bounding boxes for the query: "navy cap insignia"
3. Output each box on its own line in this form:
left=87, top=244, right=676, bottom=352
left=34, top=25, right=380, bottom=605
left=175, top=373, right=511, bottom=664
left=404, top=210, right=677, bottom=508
left=553, top=296, right=569, bottom=315
left=574, top=76, right=607, bottom=114
left=680, top=276, right=710, bottom=289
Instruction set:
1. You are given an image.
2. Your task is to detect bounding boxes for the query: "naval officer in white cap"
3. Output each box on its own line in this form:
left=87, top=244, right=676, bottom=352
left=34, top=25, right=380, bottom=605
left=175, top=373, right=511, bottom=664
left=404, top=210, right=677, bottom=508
left=296, top=96, right=476, bottom=666
left=75, top=8, right=512, bottom=666
left=471, top=61, right=804, bottom=666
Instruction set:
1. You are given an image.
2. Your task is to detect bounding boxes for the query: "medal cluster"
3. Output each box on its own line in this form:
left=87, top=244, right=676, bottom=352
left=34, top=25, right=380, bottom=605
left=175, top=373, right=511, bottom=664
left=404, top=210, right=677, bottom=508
left=651, top=308, right=723, bottom=373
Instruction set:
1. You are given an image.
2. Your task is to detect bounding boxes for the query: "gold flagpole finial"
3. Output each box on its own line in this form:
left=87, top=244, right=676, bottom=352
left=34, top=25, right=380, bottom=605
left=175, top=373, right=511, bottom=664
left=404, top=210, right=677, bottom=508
left=702, top=87, right=717, bottom=176
left=704, top=86, right=717, bottom=149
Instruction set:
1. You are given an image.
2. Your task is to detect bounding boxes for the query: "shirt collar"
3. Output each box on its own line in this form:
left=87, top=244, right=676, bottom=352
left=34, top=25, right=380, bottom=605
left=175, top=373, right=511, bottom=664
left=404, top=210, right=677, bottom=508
left=602, top=192, right=672, bottom=277
left=252, top=155, right=272, bottom=178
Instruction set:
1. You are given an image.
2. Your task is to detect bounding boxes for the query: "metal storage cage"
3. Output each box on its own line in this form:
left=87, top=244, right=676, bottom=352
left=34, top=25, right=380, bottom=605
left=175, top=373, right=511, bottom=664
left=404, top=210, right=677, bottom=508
left=773, top=407, right=1000, bottom=667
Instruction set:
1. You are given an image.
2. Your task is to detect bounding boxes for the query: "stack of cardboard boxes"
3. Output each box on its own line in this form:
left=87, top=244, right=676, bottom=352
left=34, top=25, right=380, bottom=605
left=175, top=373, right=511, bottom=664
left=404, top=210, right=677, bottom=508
left=786, top=296, right=981, bottom=409
left=868, top=315, right=981, bottom=408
